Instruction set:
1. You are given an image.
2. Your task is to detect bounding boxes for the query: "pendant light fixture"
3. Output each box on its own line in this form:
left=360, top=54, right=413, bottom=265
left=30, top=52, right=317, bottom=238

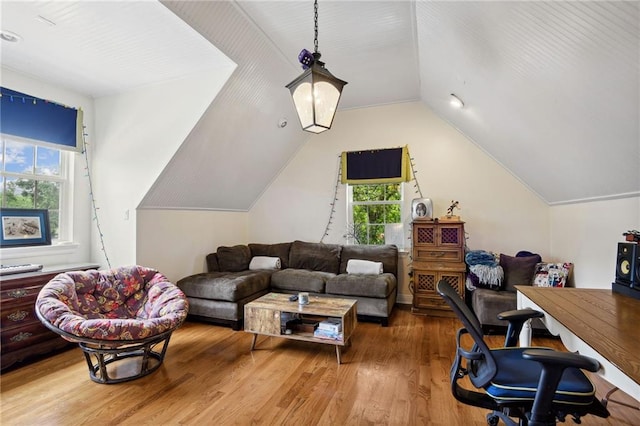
left=286, top=0, right=347, bottom=134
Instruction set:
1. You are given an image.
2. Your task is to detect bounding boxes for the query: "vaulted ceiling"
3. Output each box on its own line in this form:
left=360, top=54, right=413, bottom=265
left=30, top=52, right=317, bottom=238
left=2, top=1, right=638, bottom=208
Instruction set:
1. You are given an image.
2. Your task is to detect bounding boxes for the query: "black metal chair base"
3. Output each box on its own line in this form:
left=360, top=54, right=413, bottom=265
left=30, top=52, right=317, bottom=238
left=79, top=332, right=173, bottom=384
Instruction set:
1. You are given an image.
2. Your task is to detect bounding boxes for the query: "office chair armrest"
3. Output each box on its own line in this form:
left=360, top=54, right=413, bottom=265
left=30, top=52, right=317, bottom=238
left=522, top=349, right=600, bottom=372
left=497, top=309, right=545, bottom=347
left=497, top=308, right=544, bottom=322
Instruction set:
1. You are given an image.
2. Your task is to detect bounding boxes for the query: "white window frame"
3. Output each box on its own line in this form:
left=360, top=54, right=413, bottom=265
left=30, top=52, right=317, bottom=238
left=346, top=182, right=404, bottom=247
left=1, top=134, right=74, bottom=245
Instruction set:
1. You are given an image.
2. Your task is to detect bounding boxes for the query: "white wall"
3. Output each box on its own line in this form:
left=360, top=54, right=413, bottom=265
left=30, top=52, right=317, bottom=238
left=0, top=68, right=94, bottom=267
left=249, top=102, right=551, bottom=302
left=550, top=196, right=640, bottom=288
left=136, top=209, right=248, bottom=283
left=93, top=69, right=232, bottom=268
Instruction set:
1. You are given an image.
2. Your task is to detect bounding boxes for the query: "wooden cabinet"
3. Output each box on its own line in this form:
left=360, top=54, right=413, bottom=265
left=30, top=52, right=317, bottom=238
left=411, top=220, right=465, bottom=316
left=1, top=263, right=99, bottom=371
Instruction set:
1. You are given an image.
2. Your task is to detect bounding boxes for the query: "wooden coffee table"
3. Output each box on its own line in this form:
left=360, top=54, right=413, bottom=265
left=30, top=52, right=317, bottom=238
left=244, top=293, right=357, bottom=364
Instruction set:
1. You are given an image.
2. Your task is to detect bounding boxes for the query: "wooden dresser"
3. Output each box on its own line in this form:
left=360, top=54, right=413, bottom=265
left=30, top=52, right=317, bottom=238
left=411, top=220, right=466, bottom=316
left=1, top=263, right=99, bottom=371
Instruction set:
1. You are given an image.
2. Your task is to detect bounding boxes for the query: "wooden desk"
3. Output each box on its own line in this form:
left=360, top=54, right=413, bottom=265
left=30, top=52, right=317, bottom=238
left=1, top=263, right=100, bottom=370
left=516, top=286, right=640, bottom=403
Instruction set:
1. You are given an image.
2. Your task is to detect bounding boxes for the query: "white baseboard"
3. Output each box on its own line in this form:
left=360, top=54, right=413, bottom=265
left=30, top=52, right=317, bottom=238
left=397, top=293, right=412, bottom=305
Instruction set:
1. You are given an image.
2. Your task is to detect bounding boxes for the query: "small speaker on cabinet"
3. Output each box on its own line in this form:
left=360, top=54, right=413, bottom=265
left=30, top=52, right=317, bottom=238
left=615, top=242, right=636, bottom=286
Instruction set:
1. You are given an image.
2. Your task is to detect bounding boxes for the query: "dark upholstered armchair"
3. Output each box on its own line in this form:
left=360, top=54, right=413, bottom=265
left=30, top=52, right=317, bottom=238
left=437, top=280, right=609, bottom=426
left=36, top=266, right=188, bottom=384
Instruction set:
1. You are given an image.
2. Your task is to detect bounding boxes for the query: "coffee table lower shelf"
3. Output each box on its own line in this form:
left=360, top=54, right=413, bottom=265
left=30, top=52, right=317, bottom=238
left=244, top=293, right=357, bottom=364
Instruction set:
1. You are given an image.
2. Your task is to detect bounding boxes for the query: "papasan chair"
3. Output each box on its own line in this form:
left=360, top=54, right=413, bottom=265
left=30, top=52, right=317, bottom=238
left=36, top=265, right=188, bottom=384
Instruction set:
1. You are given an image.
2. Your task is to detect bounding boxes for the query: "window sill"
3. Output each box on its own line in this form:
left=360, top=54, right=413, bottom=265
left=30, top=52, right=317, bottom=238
left=0, top=242, right=79, bottom=261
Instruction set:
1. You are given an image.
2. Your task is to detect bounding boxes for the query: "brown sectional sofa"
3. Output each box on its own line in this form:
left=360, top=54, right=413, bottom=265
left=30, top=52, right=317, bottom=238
left=177, top=240, right=398, bottom=330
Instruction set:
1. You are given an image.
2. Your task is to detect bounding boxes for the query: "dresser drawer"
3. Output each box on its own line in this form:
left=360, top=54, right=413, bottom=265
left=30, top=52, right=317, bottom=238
left=414, top=293, right=450, bottom=310
left=1, top=300, right=39, bottom=330
left=1, top=322, right=59, bottom=353
left=414, top=248, right=462, bottom=263
left=1, top=284, right=42, bottom=305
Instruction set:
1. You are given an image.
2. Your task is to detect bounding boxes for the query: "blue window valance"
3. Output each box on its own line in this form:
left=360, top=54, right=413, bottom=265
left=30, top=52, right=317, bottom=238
left=341, top=146, right=410, bottom=184
left=0, top=87, right=83, bottom=151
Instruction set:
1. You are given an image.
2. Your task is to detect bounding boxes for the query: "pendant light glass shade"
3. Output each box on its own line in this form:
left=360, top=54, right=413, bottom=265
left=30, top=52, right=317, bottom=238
left=286, top=60, right=347, bottom=133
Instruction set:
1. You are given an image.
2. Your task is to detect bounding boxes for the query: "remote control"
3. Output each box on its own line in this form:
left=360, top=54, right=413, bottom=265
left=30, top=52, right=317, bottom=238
left=289, top=295, right=298, bottom=302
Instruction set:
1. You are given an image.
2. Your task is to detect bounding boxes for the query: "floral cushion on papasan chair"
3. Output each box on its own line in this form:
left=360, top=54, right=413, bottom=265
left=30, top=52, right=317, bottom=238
left=36, top=265, right=189, bottom=384
left=37, top=265, right=188, bottom=341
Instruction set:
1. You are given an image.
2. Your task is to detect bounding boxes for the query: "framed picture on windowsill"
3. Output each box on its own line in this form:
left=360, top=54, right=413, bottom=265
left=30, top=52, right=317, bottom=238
left=0, top=208, right=51, bottom=248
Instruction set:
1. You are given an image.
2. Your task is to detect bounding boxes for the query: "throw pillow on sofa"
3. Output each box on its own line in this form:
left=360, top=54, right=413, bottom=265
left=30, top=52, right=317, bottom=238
left=532, top=262, right=573, bottom=287
left=248, top=242, right=292, bottom=269
left=346, top=259, right=383, bottom=275
left=289, top=240, right=342, bottom=274
left=500, top=252, right=541, bottom=292
left=249, top=256, right=281, bottom=270
left=217, top=245, right=251, bottom=272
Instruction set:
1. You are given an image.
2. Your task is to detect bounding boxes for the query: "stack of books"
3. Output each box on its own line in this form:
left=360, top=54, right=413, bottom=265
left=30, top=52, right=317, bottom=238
left=313, top=318, right=343, bottom=341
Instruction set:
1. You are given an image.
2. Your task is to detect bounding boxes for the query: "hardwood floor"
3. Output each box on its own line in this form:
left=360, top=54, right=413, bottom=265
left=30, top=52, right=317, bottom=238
left=1, top=307, right=638, bottom=425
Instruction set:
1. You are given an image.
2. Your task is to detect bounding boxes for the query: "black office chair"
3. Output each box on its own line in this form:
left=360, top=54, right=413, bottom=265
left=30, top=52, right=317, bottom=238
left=436, top=280, right=610, bottom=426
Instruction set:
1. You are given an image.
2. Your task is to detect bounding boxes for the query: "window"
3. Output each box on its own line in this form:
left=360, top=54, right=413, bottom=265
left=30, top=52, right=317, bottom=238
left=347, top=183, right=403, bottom=245
left=1, top=136, right=71, bottom=242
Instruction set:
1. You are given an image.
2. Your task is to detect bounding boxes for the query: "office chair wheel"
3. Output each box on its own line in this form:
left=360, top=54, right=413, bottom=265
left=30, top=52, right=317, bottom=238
left=486, top=413, right=499, bottom=426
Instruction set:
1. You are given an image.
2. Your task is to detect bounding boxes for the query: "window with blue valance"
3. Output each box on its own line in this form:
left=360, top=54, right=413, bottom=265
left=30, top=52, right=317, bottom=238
left=0, top=87, right=83, bottom=151
left=340, top=146, right=410, bottom=184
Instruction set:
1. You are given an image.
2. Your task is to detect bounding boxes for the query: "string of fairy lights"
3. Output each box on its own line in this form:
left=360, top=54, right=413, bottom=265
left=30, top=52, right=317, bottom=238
left=319, top=147, right=423, bottom=244
left=81, top=127, right=112, bottom=269
left=320, top=155, right=343, bottom=243
left=0, top=90, right=76, bottom=109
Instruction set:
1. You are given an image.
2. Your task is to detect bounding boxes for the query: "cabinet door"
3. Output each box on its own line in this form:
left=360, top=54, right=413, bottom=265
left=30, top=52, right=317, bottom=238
left=413, top=222, right=464, bottom=248
left=413, top=270, right=465, bottom=311
left=244, top=307, right=281, bottom=335
left=437, top=224, right=464, bottom=248
left=413, top=223, right=437, bottom=247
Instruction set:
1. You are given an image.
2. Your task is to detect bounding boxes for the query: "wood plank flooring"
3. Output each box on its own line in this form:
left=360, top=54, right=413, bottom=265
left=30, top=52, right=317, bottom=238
left=1, top=307, right=638, bottom=425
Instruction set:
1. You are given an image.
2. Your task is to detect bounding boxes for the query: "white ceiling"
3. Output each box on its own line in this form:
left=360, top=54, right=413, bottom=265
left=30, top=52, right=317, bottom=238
left=1, top=1, right=638, bottom=208
left=1, top=1, right=232, bottom=97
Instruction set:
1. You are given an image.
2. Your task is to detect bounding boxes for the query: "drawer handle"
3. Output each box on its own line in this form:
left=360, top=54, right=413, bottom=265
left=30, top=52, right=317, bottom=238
left=10, top=331, right=33, bottom=342
left=430, top=252, right=445, bottom=257
left=7, top=310, right=29, bottom=322
left=8, top=289, right=28, bottom=298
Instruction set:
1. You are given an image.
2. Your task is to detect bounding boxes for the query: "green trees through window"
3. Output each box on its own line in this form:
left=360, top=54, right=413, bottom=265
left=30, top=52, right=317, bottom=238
left=349, top=183, right=402, bottom=245
left=1, top=139, right=63, bottom=239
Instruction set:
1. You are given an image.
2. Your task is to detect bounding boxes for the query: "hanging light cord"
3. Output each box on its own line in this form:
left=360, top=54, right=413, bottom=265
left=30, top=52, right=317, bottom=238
left=81, top=128, right=112, bottom=269
left=313, top=0, right=319, bottom=54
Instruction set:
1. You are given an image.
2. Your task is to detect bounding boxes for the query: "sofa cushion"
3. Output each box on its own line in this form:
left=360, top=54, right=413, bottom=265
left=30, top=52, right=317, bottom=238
left=501, top=253, right=541, bottom=292
left=471, top=288, right=545, bottom=329
left=177, top=270, right=272, bottom=302
left=206, top=253, right=220, bottom=272
left=217, top=245, right=251, bottom=272
left=472, top=288, right=517, bottom=326
left=289, top=240, right=342, bottom=274
left=339, top=244, right=398, bottom=276
left=270, top=269, right=334, bottom=293
left=326, top=273, right=397, bottom=298
left=248, top=242, right=292, bottom=269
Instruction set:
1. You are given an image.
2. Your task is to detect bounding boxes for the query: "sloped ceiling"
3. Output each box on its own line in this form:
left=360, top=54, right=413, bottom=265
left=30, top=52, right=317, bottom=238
left=2, top=1, right=638, bottom=208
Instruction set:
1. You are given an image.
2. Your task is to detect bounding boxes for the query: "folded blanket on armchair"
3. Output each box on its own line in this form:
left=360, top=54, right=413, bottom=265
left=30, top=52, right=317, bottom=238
left=469, top=264, right=503, bottom=287
left=465, top=250, right=498, bottom=267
